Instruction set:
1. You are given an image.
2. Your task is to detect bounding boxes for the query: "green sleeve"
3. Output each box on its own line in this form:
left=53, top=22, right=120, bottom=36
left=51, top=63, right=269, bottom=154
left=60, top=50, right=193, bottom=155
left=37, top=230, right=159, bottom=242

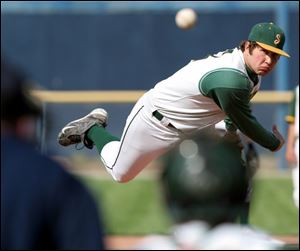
left=199, top=69, right=280, bottom=151
left=224, top=116, right=238, bottom=132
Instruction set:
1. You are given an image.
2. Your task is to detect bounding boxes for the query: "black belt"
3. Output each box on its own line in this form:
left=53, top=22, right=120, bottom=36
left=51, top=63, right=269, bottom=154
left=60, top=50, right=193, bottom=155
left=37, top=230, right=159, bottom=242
left=152, top=110, right=176, bottom=129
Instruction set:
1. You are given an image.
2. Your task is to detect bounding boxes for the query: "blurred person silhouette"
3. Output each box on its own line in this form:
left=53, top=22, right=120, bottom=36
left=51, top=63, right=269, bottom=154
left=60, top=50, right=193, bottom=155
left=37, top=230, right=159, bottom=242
left=1, top=59, right=106, bottom=250
left=285, top=84, right=299, bottom=208
left=215, top=120, right=260, bottom=225
left=134, top=132, right=285, bottom=250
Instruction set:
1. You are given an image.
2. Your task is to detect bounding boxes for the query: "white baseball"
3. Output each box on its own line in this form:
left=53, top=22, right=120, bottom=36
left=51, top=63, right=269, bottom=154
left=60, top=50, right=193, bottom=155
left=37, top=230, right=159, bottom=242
left=175, top=8, right=197, bottom=30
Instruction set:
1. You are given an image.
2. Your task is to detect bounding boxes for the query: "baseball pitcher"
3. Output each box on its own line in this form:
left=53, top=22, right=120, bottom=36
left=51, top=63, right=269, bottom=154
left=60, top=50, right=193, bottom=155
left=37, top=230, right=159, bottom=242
left=58, top=22, right=288, bottom=183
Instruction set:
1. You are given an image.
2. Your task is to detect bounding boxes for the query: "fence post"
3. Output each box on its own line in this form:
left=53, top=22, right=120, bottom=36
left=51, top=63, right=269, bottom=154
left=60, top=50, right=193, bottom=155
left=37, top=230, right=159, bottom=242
left=275, top=2, right=289, bottom=171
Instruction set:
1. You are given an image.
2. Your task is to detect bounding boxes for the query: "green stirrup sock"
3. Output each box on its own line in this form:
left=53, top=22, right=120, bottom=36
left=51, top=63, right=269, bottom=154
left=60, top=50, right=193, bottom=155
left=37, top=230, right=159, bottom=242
left=87, top=124, right=120, bottom=154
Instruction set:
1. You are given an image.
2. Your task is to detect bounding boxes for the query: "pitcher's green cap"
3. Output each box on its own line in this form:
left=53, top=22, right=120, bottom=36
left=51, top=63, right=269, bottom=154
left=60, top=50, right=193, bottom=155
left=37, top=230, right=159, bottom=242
left=248, top=22, right=290, bottom=58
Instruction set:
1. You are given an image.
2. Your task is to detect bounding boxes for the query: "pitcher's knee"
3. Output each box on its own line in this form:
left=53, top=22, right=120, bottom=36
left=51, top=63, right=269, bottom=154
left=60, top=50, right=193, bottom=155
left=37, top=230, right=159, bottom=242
left=103, top=164, right=135, bottom=183
left=112, top=172, right=134, bottom=183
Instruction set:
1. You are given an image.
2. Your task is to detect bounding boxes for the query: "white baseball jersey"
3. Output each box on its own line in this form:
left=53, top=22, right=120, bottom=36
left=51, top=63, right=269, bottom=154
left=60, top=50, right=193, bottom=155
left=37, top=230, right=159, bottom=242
left=144, top=48, right=260, bottom=133
left=99, top=47, right=281, bottom=182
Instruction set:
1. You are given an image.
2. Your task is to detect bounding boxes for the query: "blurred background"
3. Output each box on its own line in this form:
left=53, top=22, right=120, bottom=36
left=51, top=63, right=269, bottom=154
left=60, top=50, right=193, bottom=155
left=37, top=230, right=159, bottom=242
left=1, top=1, right=299, bottom=239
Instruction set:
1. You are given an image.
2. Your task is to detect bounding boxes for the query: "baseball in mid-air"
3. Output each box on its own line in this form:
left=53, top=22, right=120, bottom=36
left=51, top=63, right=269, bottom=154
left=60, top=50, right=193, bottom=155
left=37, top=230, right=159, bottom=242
left=175, top=8, right=197, bottom=30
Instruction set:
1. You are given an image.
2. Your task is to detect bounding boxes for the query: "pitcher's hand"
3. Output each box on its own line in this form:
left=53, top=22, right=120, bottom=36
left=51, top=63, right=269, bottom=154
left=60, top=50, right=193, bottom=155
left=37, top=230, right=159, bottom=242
left=272, top=125, right=285, bottom=152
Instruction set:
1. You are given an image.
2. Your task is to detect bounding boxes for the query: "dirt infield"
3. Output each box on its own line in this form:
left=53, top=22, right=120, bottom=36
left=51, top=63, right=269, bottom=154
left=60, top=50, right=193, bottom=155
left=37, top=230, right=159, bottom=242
left=105, top=235, right=299, bottom=250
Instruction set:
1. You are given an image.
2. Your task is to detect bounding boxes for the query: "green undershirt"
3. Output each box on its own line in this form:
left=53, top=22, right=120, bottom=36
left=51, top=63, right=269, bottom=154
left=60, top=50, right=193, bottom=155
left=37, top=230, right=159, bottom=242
left=199, top=68, right=280, bottom=151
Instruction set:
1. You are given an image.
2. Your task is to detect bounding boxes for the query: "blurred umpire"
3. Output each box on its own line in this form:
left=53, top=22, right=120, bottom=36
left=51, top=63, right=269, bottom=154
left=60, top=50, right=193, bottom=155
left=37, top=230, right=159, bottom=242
left=135, top=132, right=285, bottom=250
left=1, top=59, right=106, bottom=250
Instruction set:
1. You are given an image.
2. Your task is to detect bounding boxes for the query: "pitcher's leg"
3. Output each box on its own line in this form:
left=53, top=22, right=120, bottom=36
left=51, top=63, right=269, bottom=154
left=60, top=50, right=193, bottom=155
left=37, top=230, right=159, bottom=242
left=57, top=100, right=179, bottom=183
left=99, top=106, right=177, bottom=182
left=101, top=139, right=168, bottom=183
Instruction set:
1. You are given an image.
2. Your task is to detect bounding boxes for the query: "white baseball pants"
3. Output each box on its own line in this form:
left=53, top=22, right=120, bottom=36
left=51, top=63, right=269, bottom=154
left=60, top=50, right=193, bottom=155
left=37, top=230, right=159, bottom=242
left=100, top=95, right=181, bottom=182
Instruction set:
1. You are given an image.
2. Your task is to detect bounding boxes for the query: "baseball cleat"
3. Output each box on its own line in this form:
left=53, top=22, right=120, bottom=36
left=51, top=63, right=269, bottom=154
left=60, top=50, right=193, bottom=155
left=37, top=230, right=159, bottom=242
left=58, top=108, right=108, bottom=148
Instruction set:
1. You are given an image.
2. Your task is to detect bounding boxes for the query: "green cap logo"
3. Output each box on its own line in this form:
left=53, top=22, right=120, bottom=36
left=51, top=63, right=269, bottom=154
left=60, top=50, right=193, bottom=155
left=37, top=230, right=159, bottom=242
left=248, top=22, right=290, bottom=58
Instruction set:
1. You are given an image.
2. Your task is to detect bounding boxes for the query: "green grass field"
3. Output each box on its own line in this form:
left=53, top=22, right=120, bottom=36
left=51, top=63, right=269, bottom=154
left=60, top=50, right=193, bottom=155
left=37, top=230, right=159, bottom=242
left=79, top=175, right=299, bottom=236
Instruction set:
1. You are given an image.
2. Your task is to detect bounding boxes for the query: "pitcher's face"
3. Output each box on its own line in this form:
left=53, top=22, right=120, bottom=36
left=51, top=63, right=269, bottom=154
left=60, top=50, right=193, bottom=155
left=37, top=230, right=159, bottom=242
left=244, top=43, right=280, bottom=76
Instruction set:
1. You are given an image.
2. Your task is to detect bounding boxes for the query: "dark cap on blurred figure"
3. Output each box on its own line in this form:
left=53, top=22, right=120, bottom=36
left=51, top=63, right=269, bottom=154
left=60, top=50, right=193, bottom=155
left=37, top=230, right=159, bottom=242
left=161, top=132, right=248, bottom=227
left=1, top=59, right=42, bottom=123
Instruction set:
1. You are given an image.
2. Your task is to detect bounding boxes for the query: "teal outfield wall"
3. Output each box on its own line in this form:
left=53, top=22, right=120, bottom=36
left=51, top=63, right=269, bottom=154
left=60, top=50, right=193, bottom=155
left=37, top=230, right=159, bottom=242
left=1, top=5, right=299, bottom=165
left=1, top=10, right=299, bottom=91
